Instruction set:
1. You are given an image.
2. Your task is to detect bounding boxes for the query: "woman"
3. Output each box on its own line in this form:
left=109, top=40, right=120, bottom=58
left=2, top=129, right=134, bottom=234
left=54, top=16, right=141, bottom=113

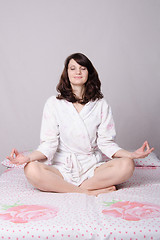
left=7, top=53, right=154, bottom=196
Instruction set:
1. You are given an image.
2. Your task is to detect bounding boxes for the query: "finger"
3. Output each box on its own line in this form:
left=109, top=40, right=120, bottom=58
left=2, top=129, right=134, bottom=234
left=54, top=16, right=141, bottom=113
left=148, top=147, right=154, bottom=154
left=10, top=149, right=15, bottom=158
left=10, top=148, right=19, bottom=158
left=8, top=157, right=24, bottom=165
left=6, top=156, right=14, bottom=162
left=10, top=159, right=20, bottom=165
left=14, top=149, right=19, bottom=156
left=145, top=141, right=150, bottom=151
left=141, top=142, right=147, bottom=151
left=13, top=161, right=24, bottom=165
left=7, top=155, right=19, bottom=164
left=144, top=147, right=154, bottom=157
left=13, top=161, right=19, bottom=165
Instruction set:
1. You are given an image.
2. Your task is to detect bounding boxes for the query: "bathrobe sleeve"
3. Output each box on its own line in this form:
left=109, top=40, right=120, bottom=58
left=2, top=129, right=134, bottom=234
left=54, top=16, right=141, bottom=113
left=97, top=99, right=122, bottom=159
left=37, top=97, right=59, bottom=164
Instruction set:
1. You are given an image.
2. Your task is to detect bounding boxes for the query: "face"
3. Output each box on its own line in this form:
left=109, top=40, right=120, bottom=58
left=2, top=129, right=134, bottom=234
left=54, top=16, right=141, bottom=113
left=67, top=59, right=88, bottom=87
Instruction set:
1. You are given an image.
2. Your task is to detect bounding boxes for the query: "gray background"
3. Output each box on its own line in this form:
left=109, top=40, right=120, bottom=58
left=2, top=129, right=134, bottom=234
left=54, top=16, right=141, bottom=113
left=0, top=0, right=160, bottom=174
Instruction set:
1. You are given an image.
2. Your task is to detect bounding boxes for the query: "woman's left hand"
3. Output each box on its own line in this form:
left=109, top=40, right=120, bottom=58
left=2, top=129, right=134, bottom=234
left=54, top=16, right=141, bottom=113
left=131, top=141, right=154, bottom=159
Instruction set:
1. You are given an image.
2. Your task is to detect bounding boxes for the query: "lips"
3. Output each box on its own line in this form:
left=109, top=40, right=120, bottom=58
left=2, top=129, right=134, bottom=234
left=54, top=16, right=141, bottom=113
left=74, top=76, right=82, bottom=79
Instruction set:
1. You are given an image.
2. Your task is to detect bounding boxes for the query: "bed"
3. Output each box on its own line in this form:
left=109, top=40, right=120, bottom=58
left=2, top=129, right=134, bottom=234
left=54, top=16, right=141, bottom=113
left=0, top=152, right=160, bottom=240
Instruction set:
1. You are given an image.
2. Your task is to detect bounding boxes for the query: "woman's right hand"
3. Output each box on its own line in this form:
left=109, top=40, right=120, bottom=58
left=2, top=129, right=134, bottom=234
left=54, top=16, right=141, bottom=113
left=6, top=148, right=30, bottom=165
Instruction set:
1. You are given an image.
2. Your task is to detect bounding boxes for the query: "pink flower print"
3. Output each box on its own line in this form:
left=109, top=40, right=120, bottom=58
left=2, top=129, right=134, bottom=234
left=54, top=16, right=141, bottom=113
left=107, top=123, right=114, bottom=131
left=43, top=112, right=51, bottom=120
left=45, top=130, right=54, bottom=137
left=0, top=205, right=58, bottom=223
left=102, top=201, right=160, bottom=221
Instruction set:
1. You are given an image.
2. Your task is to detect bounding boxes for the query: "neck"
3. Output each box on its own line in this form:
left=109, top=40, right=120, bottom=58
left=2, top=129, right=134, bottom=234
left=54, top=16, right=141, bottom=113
left=72, top=85, right=85, bottom=99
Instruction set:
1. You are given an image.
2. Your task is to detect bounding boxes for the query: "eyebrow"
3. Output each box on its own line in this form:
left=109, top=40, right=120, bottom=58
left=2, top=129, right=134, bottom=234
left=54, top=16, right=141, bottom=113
left=69, top=64, right=85, bottom=68
left=69, top=65, right=76, bottom=67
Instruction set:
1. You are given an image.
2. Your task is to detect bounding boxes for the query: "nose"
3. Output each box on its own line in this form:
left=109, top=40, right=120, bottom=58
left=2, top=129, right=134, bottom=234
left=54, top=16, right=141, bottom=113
left=76, top=68, right=81, bottom=74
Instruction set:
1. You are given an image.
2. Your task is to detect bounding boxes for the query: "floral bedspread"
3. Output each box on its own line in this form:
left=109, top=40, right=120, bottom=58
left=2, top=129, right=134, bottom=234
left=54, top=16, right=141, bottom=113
left=0, top=166, right=160, bottom=239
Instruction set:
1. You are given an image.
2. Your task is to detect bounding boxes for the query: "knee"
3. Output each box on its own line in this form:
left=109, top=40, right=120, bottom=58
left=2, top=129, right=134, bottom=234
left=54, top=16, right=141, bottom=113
left=120, top=158, right=135, bottom=179
left=24, top=162, right=40, bottom=182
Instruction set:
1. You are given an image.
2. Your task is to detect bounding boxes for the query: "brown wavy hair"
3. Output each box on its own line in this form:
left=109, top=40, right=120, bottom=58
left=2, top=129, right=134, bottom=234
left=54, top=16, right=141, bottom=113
left=56, top=53, right=103, bottom=104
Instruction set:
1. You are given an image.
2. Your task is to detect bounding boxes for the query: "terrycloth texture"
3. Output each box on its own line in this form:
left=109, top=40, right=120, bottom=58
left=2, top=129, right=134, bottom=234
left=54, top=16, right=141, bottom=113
left=0, top=166, right=160, bottom=239
left=36, top=96, right=121, bottom=185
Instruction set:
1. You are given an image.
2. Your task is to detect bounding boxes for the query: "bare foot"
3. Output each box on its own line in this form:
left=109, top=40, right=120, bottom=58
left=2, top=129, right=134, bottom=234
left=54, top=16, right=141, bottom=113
left=87, top=186, right=116, bottom=196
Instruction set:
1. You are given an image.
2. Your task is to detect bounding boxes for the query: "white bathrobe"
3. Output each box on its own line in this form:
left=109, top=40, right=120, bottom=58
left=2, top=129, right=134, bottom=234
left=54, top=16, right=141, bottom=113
left=37, top=96, right=121, bottom=186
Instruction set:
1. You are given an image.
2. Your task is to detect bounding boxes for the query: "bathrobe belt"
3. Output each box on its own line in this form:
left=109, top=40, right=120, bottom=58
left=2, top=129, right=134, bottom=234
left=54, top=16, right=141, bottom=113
left=57, top=150, right=100, bottom=178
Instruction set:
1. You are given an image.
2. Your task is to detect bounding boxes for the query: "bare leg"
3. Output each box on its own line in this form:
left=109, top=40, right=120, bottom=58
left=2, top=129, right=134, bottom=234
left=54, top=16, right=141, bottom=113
left=24, top=162, right=88, bottom=194
left=24, top=158, right=134, bottom=196
left=80, top=157, right=135, bottom=191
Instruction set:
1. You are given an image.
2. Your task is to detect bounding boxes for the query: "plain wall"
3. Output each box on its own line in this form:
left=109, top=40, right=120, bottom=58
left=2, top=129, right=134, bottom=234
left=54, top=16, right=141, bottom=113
left=0, top=0, right=160, bottom=163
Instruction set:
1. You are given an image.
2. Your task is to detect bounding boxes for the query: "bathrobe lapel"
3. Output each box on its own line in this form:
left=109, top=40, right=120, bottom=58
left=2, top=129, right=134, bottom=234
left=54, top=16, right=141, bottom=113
left=57, top=99, right=97, bottom=154
left=67, top=100, right=98, bottom=153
